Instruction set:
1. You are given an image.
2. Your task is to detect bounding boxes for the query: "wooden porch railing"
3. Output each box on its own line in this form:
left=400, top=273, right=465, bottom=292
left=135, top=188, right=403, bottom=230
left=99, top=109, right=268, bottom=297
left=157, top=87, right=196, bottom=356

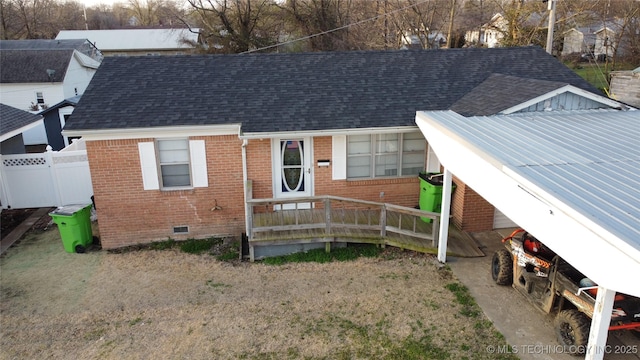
left=246, top=189, right=443, bottom=261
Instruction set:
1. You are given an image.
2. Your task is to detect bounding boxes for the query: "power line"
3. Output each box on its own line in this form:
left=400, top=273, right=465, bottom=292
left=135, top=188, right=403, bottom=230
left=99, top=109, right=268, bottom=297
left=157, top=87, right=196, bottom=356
left=242, top=0, right=435, bottom=54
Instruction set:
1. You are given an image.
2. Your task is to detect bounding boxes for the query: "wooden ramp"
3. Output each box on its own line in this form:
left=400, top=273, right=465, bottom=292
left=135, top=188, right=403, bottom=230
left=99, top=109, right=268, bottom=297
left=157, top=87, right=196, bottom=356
left=248, top=201, right=485, bottom=259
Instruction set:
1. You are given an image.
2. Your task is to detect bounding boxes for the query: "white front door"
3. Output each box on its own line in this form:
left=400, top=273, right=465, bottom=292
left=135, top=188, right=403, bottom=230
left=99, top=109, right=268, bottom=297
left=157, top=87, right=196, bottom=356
left=273, top=138, right=312, bottom=208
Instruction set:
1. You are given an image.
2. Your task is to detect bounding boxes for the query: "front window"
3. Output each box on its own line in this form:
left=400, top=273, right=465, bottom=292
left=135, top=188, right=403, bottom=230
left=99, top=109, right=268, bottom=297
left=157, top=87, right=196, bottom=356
left=347, top=131, right=425, bottom=179
left=157, top=139, right=191, bottom=188
left=36, top=92, right=45, bottom=104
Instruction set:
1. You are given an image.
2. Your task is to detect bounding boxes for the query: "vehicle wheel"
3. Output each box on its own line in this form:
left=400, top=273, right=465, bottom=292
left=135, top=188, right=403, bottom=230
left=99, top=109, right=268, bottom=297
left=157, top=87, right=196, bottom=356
left=491, top=249, right=513, bottom=285
left=75, top=244, right=86, bottom=253
left=555, top=309, right=590, bottom=355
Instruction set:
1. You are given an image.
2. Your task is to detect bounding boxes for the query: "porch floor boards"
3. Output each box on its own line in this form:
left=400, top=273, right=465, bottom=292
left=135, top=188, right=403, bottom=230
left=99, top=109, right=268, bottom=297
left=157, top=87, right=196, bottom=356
left=250, top=209, right=484, bottom=258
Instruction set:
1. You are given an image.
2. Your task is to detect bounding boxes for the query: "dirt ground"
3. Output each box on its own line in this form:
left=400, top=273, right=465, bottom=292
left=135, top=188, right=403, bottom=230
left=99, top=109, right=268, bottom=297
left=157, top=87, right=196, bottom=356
left=0, top=208, right=37, bottom=239
left=0, top=222, right=516, bottom=360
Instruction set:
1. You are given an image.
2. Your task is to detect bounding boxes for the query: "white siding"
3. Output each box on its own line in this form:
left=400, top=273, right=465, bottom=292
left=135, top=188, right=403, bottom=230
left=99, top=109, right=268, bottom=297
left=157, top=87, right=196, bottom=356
left=517, top=92, right=606, bottom=113
left=493, top=208, right=518, bottom=229
left=0, top=83, right=65, bottom=111
left=62, top=54, right=98, bottom=99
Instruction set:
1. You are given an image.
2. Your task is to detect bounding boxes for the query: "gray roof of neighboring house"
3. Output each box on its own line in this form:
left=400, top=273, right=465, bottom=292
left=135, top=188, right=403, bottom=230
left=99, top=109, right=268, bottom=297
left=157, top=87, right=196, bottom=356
left=0, top=39, right=87, bottom=50
left=1, top=39, right=102, bottom=84
left=0, top=103, right=42, bottom=137
left=449, top=74, right=570, bottom=116
left=0, top=49, right=74, bottom=83
left=0, top=39, right=101, bottom=59
left=66, top=46, right=602, bottom=134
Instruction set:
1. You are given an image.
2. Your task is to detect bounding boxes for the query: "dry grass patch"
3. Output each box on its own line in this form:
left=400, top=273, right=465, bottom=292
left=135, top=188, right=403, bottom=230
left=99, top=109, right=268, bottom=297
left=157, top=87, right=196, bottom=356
left=1, top=226, right=517, bottom=359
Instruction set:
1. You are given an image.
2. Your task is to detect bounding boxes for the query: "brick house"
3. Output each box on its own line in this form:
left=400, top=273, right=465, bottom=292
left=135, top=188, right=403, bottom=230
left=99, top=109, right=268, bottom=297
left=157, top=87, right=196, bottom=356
left=63, top=47, right=625, bottom=250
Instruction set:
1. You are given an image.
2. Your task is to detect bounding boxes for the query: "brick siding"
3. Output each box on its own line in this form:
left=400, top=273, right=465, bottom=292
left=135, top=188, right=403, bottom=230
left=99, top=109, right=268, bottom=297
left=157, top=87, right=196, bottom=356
left=87, top=136, right=245, bottom=249
left=88, top=135, right=494, bottom=248
left=312, top=137, right=421, bottom=207
left=450, top=175, right=495, bottom=232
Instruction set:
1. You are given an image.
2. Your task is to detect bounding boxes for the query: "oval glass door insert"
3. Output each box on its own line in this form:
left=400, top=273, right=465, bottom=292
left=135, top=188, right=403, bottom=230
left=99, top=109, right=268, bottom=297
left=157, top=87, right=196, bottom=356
left=281, top=140, right=304, bottom=192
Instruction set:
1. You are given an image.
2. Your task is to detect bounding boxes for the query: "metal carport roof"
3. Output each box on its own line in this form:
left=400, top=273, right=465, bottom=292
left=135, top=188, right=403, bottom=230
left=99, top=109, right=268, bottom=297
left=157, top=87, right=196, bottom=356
left=415, top=109, right=639, bottom=360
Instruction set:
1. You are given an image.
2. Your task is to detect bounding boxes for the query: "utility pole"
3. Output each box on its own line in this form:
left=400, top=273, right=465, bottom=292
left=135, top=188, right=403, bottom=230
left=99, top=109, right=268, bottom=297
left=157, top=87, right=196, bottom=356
left=545, top=0, right=556, bottom=55
left=83, top=5, right=89, bottom=30
left=446, top=0, right=456, bottom=48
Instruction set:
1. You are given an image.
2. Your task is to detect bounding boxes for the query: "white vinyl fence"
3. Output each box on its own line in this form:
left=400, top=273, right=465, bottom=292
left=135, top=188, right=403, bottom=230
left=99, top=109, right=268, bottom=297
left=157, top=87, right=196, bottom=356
left=0, top=140, right=93, bottom=209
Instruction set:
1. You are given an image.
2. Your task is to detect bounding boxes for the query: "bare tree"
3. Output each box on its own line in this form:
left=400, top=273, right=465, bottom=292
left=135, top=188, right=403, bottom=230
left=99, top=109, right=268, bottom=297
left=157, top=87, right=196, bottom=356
left=283, top=0, right=349, bottom=51
left=184, top=0, right=281, bottom=53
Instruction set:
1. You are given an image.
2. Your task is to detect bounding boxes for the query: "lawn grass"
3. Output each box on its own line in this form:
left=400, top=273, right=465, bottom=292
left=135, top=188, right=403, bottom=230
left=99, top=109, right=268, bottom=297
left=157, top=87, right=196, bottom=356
left=262, top=243, right=383, bottom=265
left=567, top=61, right=637, bottom=94
left=572, top=64, right=610, bottom=92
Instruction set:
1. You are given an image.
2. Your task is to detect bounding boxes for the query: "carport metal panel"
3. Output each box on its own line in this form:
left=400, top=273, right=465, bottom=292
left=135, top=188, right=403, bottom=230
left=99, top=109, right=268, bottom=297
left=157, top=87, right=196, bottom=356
left=415, top=109, right=640, bottom=360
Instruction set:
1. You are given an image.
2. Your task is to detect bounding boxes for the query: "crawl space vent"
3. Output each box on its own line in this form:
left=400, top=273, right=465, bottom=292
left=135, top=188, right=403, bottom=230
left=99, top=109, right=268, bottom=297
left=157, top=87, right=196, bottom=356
left=173, top=226, right=189, bottom=234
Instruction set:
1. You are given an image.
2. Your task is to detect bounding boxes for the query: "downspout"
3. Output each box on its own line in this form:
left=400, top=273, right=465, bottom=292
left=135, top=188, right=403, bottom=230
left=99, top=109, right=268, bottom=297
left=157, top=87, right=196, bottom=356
left=242, top=138, right=250, bottom=239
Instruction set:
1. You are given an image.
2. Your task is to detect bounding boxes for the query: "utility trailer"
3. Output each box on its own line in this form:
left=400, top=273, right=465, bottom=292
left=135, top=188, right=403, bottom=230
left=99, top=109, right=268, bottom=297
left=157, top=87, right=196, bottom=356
left=491, top=229, right=640, bottom=356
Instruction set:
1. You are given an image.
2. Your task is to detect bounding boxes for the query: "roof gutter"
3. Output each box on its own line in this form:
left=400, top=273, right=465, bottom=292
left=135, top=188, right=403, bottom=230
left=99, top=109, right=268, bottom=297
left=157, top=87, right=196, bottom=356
left=239, top=126, right=420, bottom=140
left=63, top=123, right=242, bottom=140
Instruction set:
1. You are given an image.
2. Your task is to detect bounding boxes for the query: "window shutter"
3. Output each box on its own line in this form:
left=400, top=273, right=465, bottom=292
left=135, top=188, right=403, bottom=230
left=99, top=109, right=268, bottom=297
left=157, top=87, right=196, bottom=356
left=138, top=142, right=159, bottom=190
left=332, top=135, right=346, bottom=180
left=189, top=140, right=208, bottom=188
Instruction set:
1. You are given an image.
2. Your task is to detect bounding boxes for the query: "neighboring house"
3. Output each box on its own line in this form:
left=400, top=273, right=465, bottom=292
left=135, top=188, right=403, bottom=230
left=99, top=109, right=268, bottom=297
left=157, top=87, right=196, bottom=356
left=0, top=104, right=43, bottom=154
left=593, top=23, right=619, bottom=58
left=464, top=13, right=507, bottom=48
left=0, top=40, right=101, bottom=148
left=561, top=20, right=623, bottom=58
left=38, top=96, right=82, bottom=151
left=63, top=47, right=628, bottom=250
left=55, top=29, right=200, bottom=56
left=400, top=30, right=447, bottom=49
left=609, top=67, right=640, bottom=108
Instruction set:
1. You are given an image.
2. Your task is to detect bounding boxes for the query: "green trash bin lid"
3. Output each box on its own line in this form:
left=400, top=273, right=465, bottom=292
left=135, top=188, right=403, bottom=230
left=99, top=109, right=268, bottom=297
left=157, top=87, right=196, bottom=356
left=49, top=204, right=91, bottom=216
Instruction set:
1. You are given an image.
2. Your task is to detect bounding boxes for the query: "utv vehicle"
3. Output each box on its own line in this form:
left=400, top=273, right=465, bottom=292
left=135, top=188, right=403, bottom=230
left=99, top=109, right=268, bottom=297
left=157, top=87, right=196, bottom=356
left=491, top=229, right=640, bottom=356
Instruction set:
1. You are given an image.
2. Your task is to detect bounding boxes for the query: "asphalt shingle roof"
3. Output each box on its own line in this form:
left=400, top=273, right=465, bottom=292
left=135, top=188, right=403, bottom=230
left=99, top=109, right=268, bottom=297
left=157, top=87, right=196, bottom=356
left=66, top=46, right=601, bottom=134
left=0, top=39, right=88, bottom=50
left=0, top=103, right=42, bottom=137
left=449, top=73, right=570, bottom=116
left=0, top=49, right=73, bottom=83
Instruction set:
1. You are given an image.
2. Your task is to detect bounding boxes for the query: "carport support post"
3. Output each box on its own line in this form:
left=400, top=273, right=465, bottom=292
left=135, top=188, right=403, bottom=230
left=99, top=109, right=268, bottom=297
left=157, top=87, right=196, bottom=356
left=437, top=169, right=453, bottom=263
left=585, top=286, right=615, bottom=360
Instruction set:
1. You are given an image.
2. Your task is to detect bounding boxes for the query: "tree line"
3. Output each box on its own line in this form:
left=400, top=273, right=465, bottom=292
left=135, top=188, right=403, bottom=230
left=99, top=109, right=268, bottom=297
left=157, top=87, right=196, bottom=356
left=1, top=0, right=638, bottom=63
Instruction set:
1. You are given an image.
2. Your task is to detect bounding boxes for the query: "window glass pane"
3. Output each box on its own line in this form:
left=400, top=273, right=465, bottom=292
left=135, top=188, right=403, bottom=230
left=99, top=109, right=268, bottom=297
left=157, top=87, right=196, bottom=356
left=376, top=134, right=398, bottom=153
left=347, top=156, right=371, bottom=178
left=161, top=164, right=190, bottom=187
left=158, top=139, right=190, bottom=187
left=282, top=141, right=302, bottom=166
left=403, top=132, right=426, bottom=152
left=401, top=153, right=424, bottom=175
left=375, top=154, right=398, bottom=176
left=348, top=135, right=371, bottom=155
left=158, top=139, right=189, bottom=163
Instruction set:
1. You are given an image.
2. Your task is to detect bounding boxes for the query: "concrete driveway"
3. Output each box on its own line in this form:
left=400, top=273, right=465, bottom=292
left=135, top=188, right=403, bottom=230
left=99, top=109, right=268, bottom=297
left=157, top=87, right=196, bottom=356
left=448, top=229, right=640, bottom=360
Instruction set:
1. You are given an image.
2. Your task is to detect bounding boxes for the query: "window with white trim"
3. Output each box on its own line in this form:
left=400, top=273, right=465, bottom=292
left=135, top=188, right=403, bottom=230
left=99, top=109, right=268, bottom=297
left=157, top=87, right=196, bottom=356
left=347, top=131, right=425, bottom=179
left=138, top=139, right=208, bottom=190
left=158, top=139, right=191, bottom=187
left=36, top=92, right=45, bottom=104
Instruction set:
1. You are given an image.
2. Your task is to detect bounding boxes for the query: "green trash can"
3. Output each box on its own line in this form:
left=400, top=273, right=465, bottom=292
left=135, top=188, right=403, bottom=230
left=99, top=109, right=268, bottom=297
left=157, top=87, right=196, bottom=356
left=419, top=172, right=456, bottom=223
left=49, top=204, right=93, bottom=253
